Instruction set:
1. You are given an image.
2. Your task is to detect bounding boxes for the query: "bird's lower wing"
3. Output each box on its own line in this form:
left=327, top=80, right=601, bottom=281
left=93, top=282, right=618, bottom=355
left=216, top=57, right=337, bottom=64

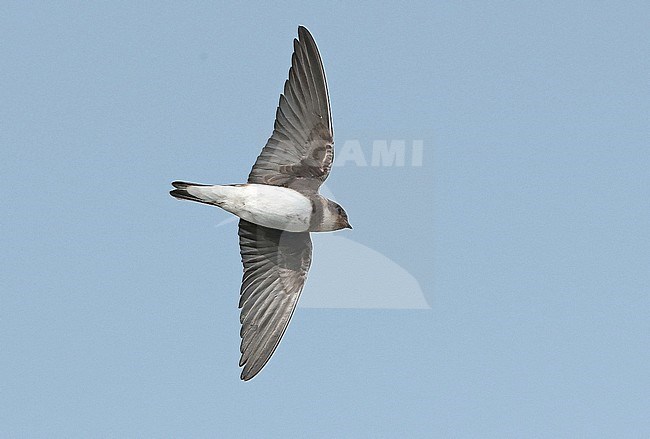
left=237, top=219, right=312, bottom=380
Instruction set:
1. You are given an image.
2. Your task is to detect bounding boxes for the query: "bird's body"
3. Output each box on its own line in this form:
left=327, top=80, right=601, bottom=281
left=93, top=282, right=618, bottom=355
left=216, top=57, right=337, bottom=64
left=170, top=26, right=350, bottom=380
left=171, top=182, right=345, bottom=232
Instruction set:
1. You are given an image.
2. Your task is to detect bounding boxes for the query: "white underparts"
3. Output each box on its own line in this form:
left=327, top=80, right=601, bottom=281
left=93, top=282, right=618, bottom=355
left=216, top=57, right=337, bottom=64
left=187, top=184, right=313, bottom=232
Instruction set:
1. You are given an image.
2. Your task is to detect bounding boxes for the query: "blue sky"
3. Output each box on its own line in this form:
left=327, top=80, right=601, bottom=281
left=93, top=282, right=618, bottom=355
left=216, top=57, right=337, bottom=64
left=2, top=2, right=649, bottom=437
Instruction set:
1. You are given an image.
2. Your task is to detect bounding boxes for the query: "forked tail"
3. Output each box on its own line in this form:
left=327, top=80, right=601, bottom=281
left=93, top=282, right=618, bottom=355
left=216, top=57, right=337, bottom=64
left=170, top=181, right=214, bottom=205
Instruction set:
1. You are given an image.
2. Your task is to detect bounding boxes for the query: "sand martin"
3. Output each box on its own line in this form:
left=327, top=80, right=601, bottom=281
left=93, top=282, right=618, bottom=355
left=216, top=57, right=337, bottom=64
left=170, top=26, right=351, bottom=380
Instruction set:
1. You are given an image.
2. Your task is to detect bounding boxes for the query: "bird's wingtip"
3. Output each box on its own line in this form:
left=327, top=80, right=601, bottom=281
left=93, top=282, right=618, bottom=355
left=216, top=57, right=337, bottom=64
left=297, top=25, right=311, bottom=39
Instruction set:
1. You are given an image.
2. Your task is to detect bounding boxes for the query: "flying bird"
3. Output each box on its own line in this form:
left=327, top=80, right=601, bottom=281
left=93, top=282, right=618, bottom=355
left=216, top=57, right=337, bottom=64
left=170, top=26, right=351, bottom=380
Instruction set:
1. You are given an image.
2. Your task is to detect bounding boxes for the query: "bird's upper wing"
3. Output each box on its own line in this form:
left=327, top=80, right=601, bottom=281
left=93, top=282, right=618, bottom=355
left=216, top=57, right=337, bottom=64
left=237, top=219, right=312, bottom=380
left=248, top=26, right=334, bottom=194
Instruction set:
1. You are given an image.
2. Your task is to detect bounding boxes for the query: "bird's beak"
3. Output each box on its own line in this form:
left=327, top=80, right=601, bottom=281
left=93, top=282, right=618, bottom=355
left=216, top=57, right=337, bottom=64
left=346, top=223, right=353, bottom=229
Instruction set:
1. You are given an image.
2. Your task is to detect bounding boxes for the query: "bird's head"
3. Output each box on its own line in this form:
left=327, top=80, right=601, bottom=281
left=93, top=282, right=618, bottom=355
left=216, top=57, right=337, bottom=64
left=325, top=199, right=352, bottom=231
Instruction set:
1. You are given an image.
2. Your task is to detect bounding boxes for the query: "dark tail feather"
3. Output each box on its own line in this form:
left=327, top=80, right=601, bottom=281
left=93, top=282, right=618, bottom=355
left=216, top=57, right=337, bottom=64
left=170, top=181, right=211, bottom=204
